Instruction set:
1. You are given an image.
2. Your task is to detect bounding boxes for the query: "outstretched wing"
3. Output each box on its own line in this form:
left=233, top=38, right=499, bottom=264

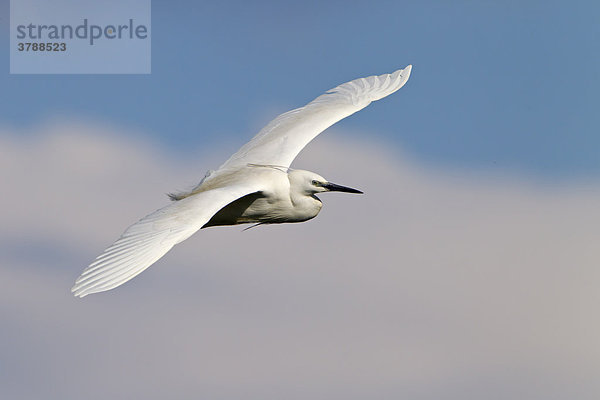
left=72, top=184, right=259, bottom=297
left=219, top=66, right=412, bottom=170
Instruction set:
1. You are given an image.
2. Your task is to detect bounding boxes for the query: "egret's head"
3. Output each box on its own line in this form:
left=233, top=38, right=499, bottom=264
left=289, top=170, right=363, bottom=195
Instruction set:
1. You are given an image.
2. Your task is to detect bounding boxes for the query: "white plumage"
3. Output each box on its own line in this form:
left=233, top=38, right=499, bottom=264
left=220, top=66, right=411, bottom=170
left=72, top=65, right=412, bottom=297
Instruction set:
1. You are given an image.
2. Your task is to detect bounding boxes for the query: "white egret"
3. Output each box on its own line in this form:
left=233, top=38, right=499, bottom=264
left=72, top=65, right=412, bottom=297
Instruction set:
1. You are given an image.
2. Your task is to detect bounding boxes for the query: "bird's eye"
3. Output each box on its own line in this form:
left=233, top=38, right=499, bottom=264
left=311, top=180, right=320, bottom=186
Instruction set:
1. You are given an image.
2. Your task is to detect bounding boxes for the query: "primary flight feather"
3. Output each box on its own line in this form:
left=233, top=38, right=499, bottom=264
left=72, top=65, right=412, bottom=297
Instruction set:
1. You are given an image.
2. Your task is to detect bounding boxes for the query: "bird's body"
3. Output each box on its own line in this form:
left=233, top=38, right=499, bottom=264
left=72, top=65, right=412, bottom=297
left=203, top=168, right=324, bottom=227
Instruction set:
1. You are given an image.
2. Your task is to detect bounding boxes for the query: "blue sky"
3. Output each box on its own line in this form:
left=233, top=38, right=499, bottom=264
left=1, top=0, right=599, bottom=178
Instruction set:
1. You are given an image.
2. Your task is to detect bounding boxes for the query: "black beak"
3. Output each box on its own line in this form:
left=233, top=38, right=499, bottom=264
left=322, top=182, right=363, bottom=194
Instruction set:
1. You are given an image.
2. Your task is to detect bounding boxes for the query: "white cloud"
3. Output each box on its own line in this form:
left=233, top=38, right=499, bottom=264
left=1, top=121, right=599, bottom=399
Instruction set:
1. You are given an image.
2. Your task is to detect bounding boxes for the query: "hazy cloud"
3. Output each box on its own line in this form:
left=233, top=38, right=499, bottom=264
left=1, top=121, right=599, bottom=399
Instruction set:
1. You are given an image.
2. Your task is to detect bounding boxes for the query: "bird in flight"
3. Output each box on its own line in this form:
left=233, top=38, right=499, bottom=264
left=72, top=65, right=412, bottom=297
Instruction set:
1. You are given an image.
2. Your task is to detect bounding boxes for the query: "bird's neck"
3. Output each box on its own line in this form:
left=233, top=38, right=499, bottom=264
left=289, top=191, right=322, bottom=219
